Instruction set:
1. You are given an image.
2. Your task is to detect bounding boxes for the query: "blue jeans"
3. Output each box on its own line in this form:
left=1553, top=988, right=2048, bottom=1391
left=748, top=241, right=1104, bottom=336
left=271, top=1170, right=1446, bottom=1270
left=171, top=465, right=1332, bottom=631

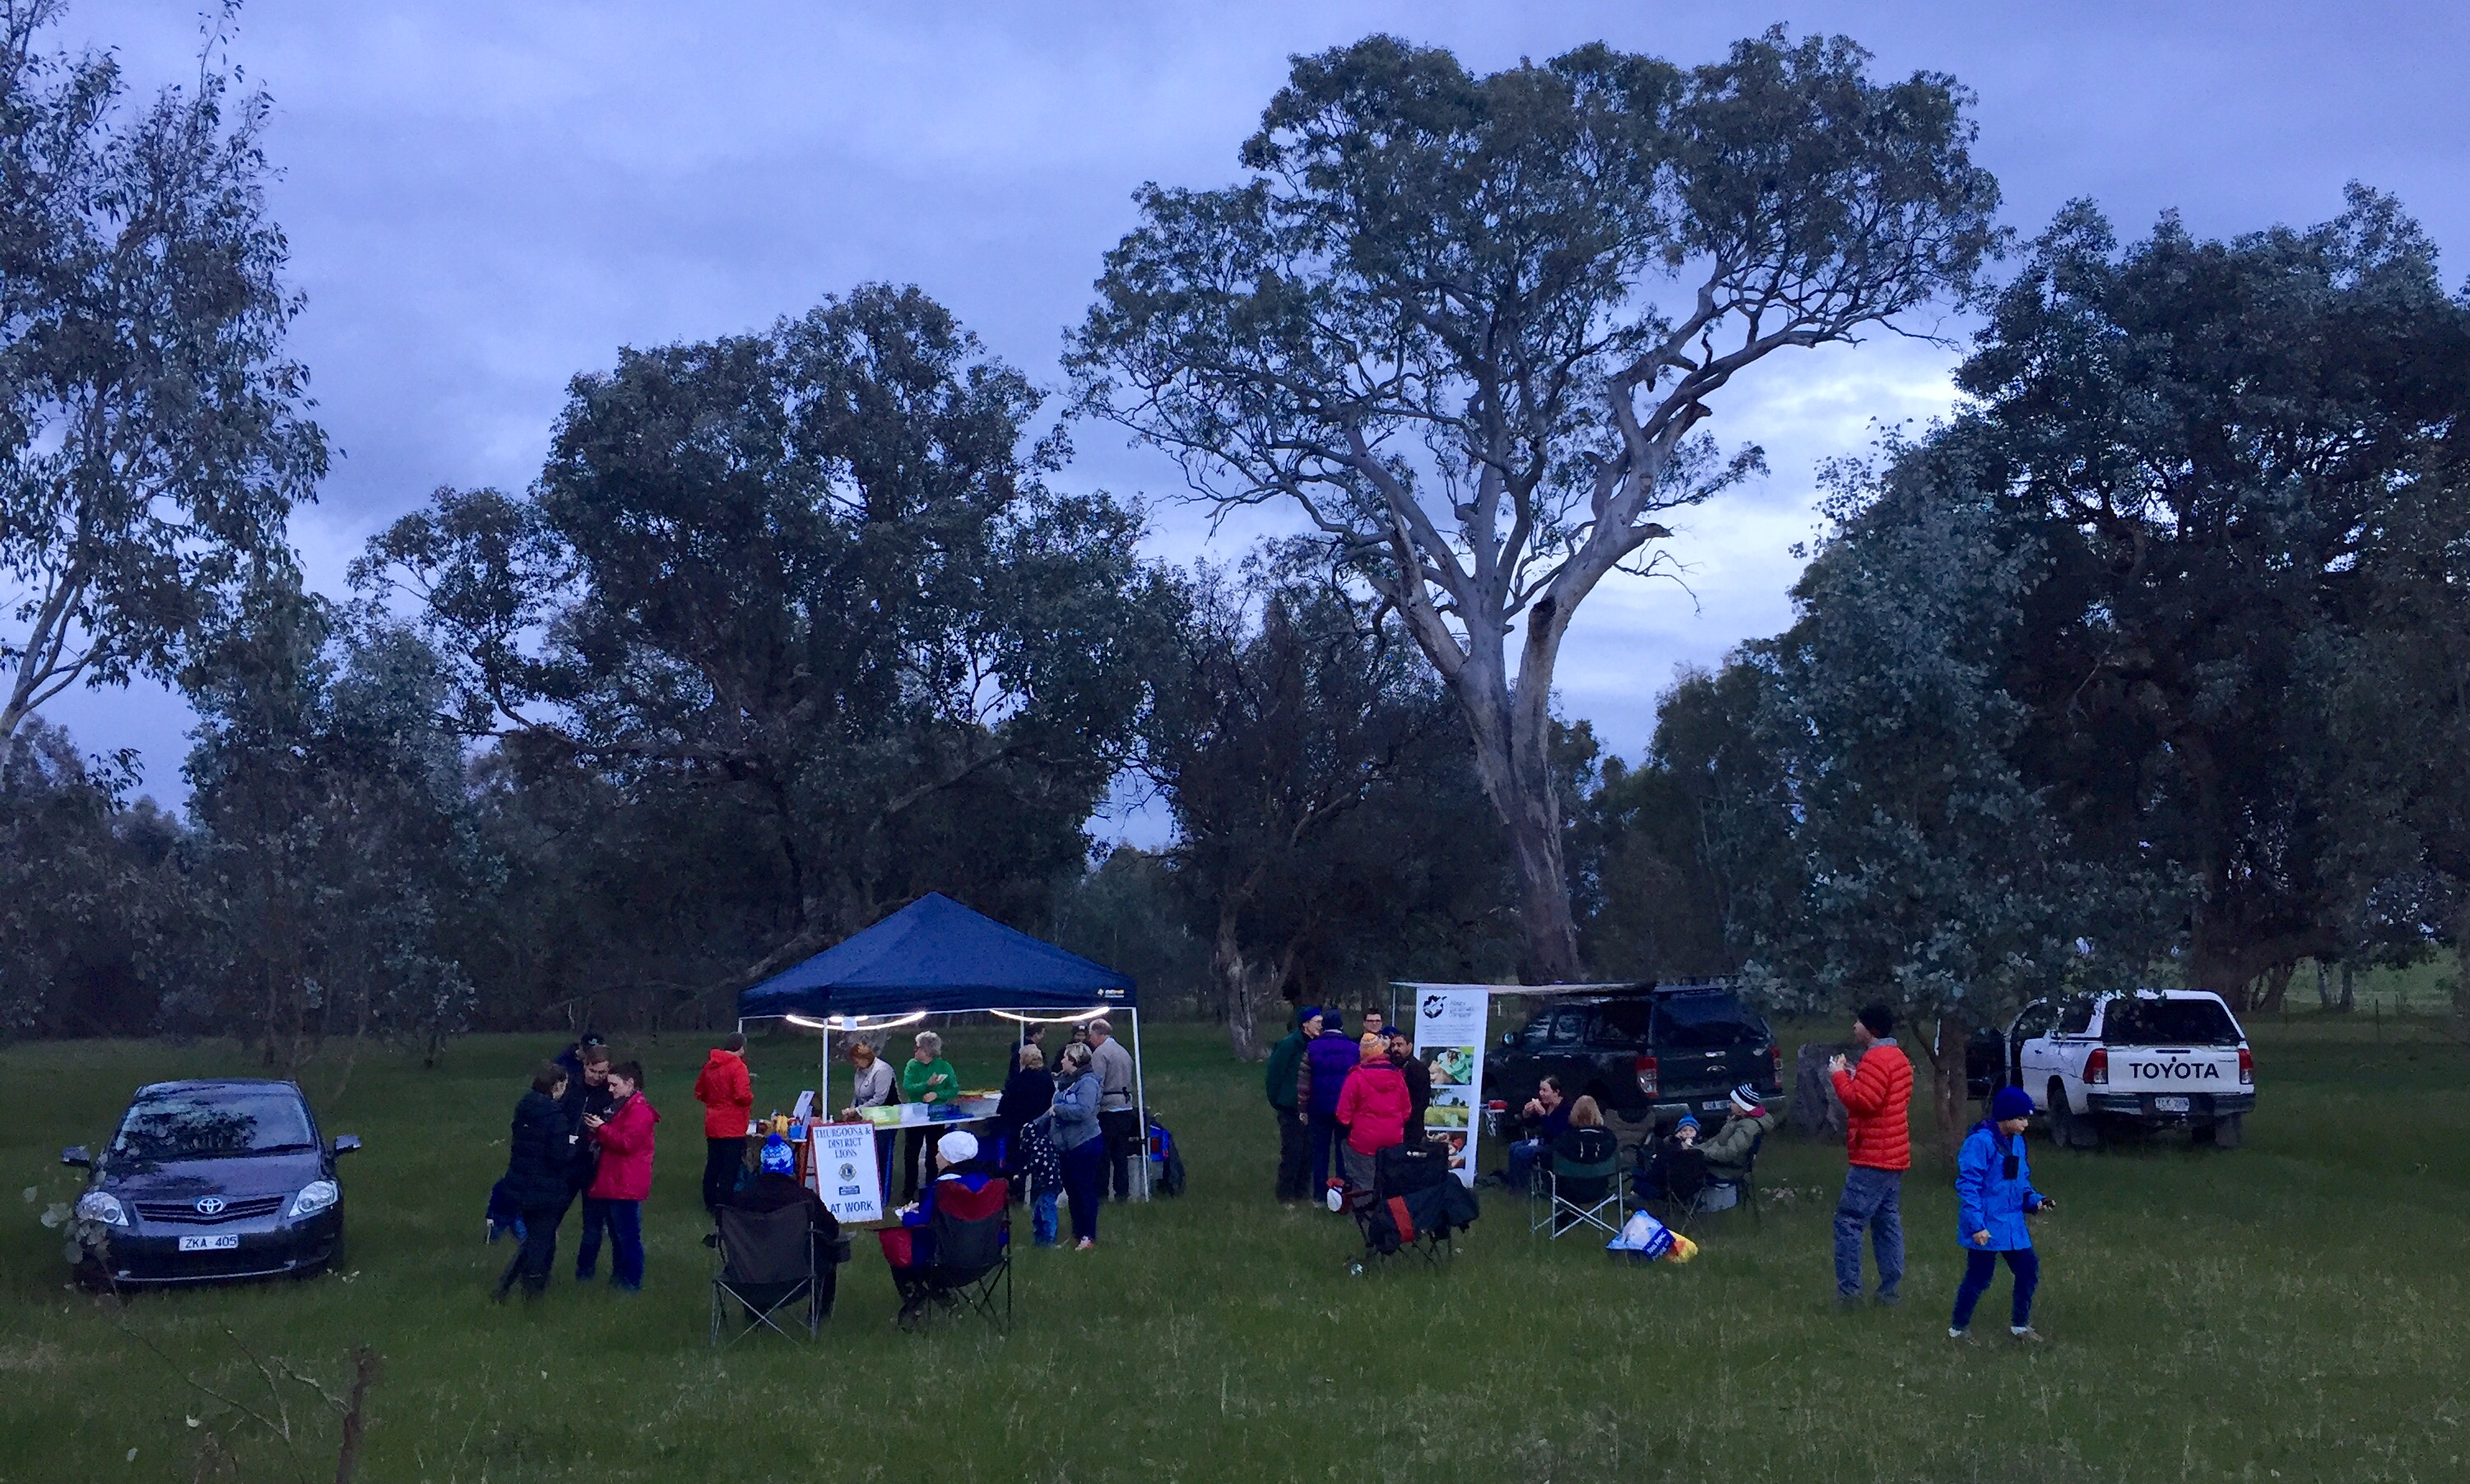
left=1833, top=1167, right=1904, bottom=1301
left=1505, top=1138, right=1547, bottom=1190
left=1031, top=1191, right=1059, bottom=1245
left=575, top=1197, right=644, bottom=1290
left=1952, top=1245, right=2039, bottom=1331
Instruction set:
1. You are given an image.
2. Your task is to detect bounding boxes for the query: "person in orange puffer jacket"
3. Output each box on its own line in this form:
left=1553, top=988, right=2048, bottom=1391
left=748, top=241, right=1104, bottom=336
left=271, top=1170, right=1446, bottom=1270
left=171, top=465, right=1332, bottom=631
left=694, top=1033, right=755, bottom=1217
left=1827, top=1003, right=1915, bottom=1305
left=1331, top=1033, right=1410, bottom=1205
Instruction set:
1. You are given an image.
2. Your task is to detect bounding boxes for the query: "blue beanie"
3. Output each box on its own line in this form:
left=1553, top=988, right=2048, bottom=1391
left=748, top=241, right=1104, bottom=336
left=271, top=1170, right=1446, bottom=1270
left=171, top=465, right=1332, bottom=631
left=759, top=1134, right=794, bottom=1175
left=1298, top=1004, right=1322, bottom=1028
left=1990, top=1086, right=2035, bottom=1122
left=1674, top=1115, right=1699, bottom=1132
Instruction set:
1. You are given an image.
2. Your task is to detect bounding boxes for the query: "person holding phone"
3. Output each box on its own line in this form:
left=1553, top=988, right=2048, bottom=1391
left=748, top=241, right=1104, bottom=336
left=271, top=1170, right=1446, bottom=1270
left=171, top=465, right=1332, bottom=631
left=1949, top=1085, right=2056, bottom=1341
left=578, top=1060, right=659, bottom=1292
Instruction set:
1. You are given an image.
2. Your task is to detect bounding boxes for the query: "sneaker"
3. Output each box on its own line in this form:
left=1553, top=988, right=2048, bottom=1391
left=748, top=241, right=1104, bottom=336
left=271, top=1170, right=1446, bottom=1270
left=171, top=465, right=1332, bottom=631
left=2010, top=1327, right=2043, bottom=1343
left=1947, top=1327, right=1967, bottom=1341
left=1075, top=1237, right=1095, bottom=1251
left=1875, top=1292, right=1901, bottom=1307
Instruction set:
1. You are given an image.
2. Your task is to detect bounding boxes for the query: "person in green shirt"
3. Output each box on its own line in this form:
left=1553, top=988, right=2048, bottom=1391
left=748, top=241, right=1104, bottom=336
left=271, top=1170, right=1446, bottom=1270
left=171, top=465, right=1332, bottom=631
left=898, top=1031, right=959, bottom=1202
left=1263, top=1007, right=1319, bottom=1203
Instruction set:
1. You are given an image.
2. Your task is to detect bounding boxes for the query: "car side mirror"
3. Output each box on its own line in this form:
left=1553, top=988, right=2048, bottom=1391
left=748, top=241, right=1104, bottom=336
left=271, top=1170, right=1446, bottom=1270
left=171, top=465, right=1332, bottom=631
left=333, top=1135, right=361, bottom=1155
left=60, top=1146, right=90, bottom=1167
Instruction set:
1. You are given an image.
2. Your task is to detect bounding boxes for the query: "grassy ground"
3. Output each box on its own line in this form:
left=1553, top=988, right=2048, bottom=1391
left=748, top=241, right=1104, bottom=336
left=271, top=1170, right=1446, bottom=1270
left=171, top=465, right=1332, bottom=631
left=3, top=1015, right=2467, bottom=1483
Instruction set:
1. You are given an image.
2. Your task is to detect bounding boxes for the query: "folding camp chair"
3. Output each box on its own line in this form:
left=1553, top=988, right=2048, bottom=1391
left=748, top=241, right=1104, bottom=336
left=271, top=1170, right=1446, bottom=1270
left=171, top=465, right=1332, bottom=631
left=886, top=1176, right=1012, bottom=1333
left=1675, top=1131, right=1766, bottom=1235
left=1533, top=1127, right=1623, bottom=1240
left=709, top=1203, right=833, bottom=1344
left=1348, top=1141, right=1475, bottom=1275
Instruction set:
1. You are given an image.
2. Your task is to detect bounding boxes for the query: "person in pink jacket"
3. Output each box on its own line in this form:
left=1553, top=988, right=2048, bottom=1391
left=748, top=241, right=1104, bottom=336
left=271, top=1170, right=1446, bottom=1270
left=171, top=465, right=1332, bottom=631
left=1331, top=1033, right=1410, bottom=1204
left=578, top=1060, right=659, bottom=1291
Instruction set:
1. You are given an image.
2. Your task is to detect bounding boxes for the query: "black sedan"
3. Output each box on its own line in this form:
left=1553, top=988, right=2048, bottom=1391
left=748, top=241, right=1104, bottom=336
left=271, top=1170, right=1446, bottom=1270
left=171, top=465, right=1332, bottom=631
left=63, top=1078, right=358, bottom=1287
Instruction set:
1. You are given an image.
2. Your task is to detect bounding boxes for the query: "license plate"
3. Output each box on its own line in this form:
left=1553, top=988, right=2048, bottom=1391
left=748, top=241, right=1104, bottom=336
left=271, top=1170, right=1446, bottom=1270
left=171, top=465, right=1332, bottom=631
left=2154, top=1096, right=2190, bottom=1114
left=179, top=1235, right=239, bottom=1253
left=1702, top=1100, right=1730, bottom=1112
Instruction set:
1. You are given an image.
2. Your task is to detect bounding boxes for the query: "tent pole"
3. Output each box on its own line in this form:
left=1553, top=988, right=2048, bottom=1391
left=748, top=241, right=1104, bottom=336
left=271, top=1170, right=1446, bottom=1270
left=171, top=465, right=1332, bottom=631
left=1129, top=1006, right=1150, bottom=1201
left=819, top=1025, right=830, bottom=1120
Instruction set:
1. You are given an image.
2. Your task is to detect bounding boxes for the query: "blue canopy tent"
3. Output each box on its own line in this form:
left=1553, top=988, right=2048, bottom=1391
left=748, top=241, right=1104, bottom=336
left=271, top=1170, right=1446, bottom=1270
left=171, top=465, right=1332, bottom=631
left=736, top=893, right=1149, bottom=1195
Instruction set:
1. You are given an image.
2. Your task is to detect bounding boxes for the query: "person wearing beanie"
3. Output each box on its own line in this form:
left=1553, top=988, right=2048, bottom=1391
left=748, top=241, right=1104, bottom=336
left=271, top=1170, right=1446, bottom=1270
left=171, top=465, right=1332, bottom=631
left=883, top=1126, right=1007, bottom=1319
left=1827, top=1001, right=1915, bottom=1306
left=1330, top=1032, right=1412, bottom=1206
left=1298, top=1007, right=1363, bottom=1201
left=1950, top=1085, right=2056, bottom=1342
left=1698, top=1083, right=1776, bottom=1189
left=720, top=1130, right=843, bottom=1314
left=1264, top=1006, right=1319, bottom=1203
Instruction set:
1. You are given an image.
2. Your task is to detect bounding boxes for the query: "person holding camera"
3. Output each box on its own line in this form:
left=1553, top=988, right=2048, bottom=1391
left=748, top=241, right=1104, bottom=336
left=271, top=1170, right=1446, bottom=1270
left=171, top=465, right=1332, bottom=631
left=1828, top=1003, right=1914, bottom=1306
left=578, top=1060, right=659, bottom=1292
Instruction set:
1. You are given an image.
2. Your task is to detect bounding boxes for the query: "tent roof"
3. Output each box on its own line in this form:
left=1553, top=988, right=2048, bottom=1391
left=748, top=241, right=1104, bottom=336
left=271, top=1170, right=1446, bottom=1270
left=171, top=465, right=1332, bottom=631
left=737, top=893, right=1135, bottom=1019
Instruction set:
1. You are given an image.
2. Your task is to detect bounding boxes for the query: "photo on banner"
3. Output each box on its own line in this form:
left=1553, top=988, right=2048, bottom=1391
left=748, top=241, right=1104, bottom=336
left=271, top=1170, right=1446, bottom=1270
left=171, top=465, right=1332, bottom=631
left=1409, top=986, right=1487, bottom=1188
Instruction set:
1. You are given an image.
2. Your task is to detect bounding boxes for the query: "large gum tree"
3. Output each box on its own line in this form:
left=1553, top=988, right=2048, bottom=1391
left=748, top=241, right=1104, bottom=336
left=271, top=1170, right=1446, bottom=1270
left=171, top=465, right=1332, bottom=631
left=1070, top=30, right=1999, bottom=980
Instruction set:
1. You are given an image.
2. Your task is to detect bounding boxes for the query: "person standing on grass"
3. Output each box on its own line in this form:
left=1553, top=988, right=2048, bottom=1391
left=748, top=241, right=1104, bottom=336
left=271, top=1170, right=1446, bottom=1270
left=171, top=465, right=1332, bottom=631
left=842, top=1038, right=898, bottom=1194
left=898, top=1031, right=959, bottom=1203
left=578, top=1060, right=659, bottom=1292
left=995, top=1041, right=1056, bottom=1188
left=560, top=1044, right=614, bottom=1201
left=1950, top=1085, right=2055, bottom=1343
left=1828, top=1003, right=1915, bottom=1306
left=1008, top=1023, right=1046, bottom=1077
left=1086, top=1018, right=1139, bottom=1200
left=1299, top=1010, right=1362, bottom=1202
left=493, top=1062, right=574, bottom=1302
left=1384, top=1025, right=1432, bottom=1147
left=1038, top=1042, right=1107, bottom=1250
left=693, top=1032, right=755, bottom=1217
left=1264, top=1006, right=1318, bottom=1203
left=1331, top=1032, right=1410, bottom=1204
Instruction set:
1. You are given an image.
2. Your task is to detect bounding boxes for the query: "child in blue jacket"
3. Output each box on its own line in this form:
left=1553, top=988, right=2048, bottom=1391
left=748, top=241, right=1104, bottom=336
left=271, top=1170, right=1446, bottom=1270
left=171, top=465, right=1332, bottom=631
left=1950, top=1085, right=2058, bottom=1341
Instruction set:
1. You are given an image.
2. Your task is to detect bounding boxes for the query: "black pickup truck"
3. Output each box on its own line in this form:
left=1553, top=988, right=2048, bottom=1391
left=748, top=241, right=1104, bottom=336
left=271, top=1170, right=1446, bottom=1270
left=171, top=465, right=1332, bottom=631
left=1482, top=983, right=1783, bottom=1124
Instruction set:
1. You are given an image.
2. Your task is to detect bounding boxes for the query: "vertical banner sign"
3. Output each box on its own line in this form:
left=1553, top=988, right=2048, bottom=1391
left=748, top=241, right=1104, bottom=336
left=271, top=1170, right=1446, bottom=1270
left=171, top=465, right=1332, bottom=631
left=809, top=1121, right=884, bottom=1224
left=1411, top=987, right=1488, bottom=1188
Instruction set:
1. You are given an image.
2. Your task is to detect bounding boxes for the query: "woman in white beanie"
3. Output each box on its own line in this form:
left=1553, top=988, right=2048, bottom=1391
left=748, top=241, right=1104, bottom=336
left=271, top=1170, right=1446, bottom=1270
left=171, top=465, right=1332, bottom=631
left=880, top=1127, right=1005, bottom=1322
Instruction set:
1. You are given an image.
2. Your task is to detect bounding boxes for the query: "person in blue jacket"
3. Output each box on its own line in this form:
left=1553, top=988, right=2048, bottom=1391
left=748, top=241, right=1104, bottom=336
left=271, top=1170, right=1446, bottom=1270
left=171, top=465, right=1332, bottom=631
left=1950, top=1085, right=2058, bottom=1341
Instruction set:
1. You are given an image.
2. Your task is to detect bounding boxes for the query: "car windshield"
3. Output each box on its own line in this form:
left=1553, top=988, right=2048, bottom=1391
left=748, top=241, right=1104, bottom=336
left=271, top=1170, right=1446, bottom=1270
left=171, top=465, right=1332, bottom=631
left=2102, top=997, right=2242, bottom=1046
left=113, top=1088, right=317, bottom=1162
left=1651, top=993, right=1762, bottom=1049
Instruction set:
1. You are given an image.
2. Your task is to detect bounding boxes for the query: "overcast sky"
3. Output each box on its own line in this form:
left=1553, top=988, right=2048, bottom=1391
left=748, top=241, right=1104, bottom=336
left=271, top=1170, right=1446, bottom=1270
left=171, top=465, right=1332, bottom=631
left=46, top=1, right=2470, bottom=836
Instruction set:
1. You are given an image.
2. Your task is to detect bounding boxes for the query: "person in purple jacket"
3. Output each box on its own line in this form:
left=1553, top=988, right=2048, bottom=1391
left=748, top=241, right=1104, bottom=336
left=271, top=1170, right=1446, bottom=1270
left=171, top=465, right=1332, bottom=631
left=1297, top=1007, right=1363, bottom=1203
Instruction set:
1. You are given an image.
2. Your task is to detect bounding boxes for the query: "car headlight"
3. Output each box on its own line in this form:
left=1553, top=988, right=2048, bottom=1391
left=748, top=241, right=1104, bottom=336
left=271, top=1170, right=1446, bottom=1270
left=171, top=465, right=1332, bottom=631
left=76, top=1191, right=128, bottom=1227
left=289, top=1180, right=339, bottom=1218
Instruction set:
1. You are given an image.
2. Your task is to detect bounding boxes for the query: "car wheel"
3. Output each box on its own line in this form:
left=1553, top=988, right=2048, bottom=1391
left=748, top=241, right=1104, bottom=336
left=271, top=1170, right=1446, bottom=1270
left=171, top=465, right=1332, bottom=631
left=2044, top=1082, right=2073, bottom=1146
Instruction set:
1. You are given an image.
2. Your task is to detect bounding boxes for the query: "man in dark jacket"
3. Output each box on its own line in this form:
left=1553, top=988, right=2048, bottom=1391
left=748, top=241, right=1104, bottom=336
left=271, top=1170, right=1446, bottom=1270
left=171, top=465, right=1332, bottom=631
left=1264, top=1007, right=1318, bottom=1203
left=1386, top=1025, right=1432, bottom=1147
left=494, top=1062, right=577, bottom=1301
left=1299, top=1016, right=1363, bottom=1200
left=559, top=1045, right=614, bottom=1198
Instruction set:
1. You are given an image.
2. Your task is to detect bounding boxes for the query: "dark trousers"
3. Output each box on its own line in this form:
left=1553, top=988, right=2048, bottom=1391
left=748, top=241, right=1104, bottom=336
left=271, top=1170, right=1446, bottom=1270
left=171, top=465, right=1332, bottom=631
left=901, top=1127, right=931, bottom=1202
left=1062, top=1137, right=1107, bottom=1243
left=702, top=1136, right=746, bottom=1216
left=1274, top=1106, right=1312, bottom=1201
left=494, top=1200, right=567, bottom=1297
left=575, top=1196, right=645, bottom=1289
left=1952, top=1245, right=2040, bottom=1331
left=1307, top=1112, right=1341, bottom=1192
left=874, top=1128, right=897, bottom=1195
left=1101, top=1107, right=1140, bottom=1199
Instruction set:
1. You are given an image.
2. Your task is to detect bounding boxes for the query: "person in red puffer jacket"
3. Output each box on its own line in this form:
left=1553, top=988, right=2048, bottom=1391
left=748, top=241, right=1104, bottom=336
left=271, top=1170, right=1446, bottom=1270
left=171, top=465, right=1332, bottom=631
left=579, top=1060, right=660, bottom=1292
left=1827, top=1004, right=1914, bottom=1305
left=1332, top=1033, right=1409, bottom=1205
left=693, top=1034, right=754, bottom=1216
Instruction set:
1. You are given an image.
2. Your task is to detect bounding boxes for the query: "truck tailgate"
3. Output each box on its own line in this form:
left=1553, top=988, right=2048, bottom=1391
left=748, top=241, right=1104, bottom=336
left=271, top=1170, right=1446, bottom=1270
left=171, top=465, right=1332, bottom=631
left=2108, top=1046, right=2240, bottom=1091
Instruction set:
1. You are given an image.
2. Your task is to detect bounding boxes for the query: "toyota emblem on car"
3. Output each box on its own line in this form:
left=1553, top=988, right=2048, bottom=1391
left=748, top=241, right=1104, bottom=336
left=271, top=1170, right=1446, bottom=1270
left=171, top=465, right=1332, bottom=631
left=194, top=1195, right=226, bottom=1216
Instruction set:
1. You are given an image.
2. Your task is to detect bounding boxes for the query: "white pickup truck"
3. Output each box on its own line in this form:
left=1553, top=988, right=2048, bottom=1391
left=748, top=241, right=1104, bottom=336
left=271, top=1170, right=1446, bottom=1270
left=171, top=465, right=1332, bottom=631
left=1987, top=990, right=2254, bottom=1150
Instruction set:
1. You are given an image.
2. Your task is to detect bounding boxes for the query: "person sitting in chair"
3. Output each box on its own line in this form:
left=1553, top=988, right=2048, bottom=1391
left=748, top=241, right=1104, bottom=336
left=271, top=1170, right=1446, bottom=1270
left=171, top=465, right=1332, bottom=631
left=1635, top=1114, right=1710, bottom=1204
left=1501, top=1075, right=1569, bottom=1189
left=1549, top=1097, right=1619, bottom=1203
left=722, top=1134, right=843, bottom=1309
left=881, top=1130, right=1006, bottom=1322
left=1698, top=1084, right=1776, bottom=1191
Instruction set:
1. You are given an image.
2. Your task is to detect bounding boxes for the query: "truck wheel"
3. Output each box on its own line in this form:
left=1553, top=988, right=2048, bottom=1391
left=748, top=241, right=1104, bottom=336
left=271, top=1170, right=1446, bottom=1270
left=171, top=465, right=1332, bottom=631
left=2044, top=1082, right=2073, bottom=1147
left=2198, top=1114, right=2243, bottom=1150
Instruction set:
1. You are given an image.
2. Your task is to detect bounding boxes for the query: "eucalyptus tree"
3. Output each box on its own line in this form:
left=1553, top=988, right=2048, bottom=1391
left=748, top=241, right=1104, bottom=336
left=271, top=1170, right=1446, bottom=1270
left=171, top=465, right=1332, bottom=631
left=360, top=286, right=1180, bottom=1005
left=1070, top=29, right=2000, bottom=980
left=0, top=0, right=323, bottom=742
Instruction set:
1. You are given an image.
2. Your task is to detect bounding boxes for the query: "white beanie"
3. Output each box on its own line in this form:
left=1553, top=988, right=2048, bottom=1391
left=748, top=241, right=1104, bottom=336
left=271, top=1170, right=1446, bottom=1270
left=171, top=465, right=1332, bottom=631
left=937, top=1129, right=979, bottom=1164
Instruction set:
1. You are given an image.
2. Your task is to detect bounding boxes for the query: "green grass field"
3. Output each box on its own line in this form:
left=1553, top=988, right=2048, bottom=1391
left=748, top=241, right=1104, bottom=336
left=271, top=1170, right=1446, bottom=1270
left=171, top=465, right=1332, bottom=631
left=4, top=1013, right=2467, bottom=1483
